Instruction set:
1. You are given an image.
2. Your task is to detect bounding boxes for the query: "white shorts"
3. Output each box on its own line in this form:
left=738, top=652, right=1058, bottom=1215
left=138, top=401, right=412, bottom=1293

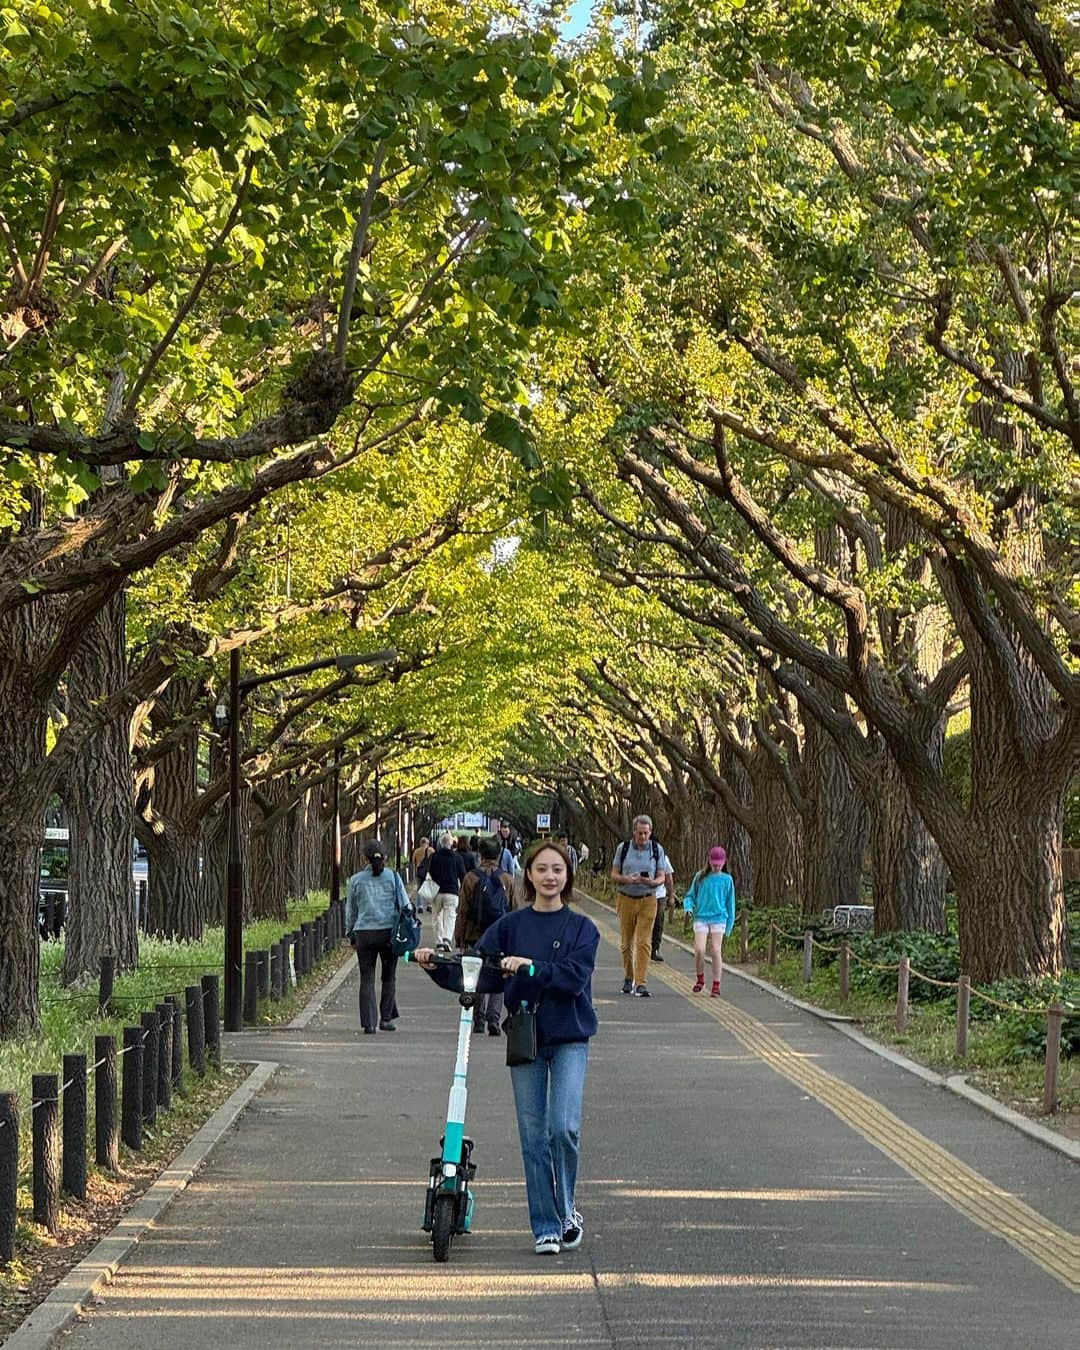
left=693, top=922, right=726, bottom=936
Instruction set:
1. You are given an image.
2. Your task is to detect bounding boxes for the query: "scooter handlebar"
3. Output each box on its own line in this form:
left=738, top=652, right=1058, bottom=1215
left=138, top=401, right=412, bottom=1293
left=404, top=950, right=534, bottom=976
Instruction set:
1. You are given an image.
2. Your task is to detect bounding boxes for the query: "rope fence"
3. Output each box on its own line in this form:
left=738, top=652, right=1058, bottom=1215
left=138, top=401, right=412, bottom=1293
left=756, top=919, right=1073, bottom=1115
left=0, top=897, right=346, bottom=1267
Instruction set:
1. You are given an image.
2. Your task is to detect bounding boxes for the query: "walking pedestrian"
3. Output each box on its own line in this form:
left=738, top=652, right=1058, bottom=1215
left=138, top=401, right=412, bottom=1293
left=610, top=814, right=674, bottom=998
left=455, top=838, right=516, bottom=1035
left=411, top=836, right=434, bottom=910
left=557, top=832, right=579, bottom=871
left=683, top=846, right=736, bottom=996
left=427, top=830, right=466, bottom=946
left=345, top=839, right=412, bottom=1034
left=416, top=840, right=599, bottom=1255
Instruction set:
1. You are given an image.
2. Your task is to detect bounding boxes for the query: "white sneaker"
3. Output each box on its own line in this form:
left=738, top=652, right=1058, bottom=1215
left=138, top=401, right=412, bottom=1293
left=561, top=1209, right=584, bottom=1249
left=534, top=1236, right=561, bottom=1255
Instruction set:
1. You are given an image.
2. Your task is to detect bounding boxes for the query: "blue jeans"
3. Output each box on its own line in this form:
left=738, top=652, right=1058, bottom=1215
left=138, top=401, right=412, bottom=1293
left=510, top=1041, right=589, bottom=1241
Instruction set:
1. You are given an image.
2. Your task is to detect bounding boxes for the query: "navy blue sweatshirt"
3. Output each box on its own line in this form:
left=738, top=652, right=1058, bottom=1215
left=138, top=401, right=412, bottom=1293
left=426, top=904, right=600, bottom=1047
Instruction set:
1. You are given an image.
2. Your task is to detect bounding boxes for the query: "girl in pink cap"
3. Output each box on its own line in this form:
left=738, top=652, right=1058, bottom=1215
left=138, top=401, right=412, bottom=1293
left=682, top=847, right=736, bottom=995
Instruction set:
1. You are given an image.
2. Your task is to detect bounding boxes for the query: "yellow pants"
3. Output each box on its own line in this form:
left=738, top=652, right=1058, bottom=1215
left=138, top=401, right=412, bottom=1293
left=617, top=894, right=658, bottom=986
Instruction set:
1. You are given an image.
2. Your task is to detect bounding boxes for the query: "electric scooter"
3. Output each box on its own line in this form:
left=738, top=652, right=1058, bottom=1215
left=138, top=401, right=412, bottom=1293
left=403, top=948, right=532, bottom=1262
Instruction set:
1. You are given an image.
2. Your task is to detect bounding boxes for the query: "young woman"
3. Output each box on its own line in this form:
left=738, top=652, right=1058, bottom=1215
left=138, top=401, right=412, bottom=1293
left=416, top=840, right=599, bottom=1256
left=682, top=846, right=736, bottom=995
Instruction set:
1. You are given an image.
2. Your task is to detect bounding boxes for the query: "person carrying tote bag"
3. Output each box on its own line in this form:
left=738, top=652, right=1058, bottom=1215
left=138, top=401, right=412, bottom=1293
left=416, top=840, right=599, bottom=1256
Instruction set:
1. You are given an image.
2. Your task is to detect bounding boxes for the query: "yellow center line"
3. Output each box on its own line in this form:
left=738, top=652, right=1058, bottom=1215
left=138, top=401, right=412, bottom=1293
left=593, top=914, right=1080, bottom=1293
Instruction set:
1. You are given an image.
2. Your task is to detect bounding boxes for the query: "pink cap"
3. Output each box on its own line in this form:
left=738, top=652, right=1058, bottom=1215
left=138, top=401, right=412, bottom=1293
left=709, top=846, right=727, bottom=866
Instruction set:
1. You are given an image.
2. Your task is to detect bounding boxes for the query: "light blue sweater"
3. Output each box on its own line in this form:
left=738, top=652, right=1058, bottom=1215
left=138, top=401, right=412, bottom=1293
left=683, top=870, right=735, bottom=931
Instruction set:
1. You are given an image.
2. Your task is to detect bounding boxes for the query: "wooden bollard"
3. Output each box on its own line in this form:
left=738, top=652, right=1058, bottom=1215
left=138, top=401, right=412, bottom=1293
left=243, top=952, right=259, bottom=1024
left=896, top=957, right=910, bottom=1033
left=257, top=950, right=270, bottom=1002
left=140, top=1011, right=159, bottom=1126
left=61, top=1053, right=88, bottom=1200
left=739, top=910, right=749, bottom=963
left=270, top=944, right=282, bottom=1001
left=98, top=952, right=115, bottom=1014
left=32, top=1074, right=60, bottom=1233
left=1043, top=1004, right=1064, bottom=1115
left=767, top=924, right=777, bottom=967
left=185, top=986, right=205, bottom=1077
left=95, top=1035, right=119, bottom=1170
left=137, top=879, right=147, bottom=929
left=121, top=1026, right=143, bottom=1150
left=802, top=931, right=813, bottom=984
left=955, top=975, right=971, bottom=1059
left=0, top=1092, right=19, bottom=1264
left=839, top=943, right=850, bottom=1002
left=156, top=1004, right=173, bottom=1110
left=202, top=974, right=221, bottom=1066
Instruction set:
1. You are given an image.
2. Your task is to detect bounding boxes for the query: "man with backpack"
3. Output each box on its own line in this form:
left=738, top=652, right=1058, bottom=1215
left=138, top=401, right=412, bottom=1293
left=610, top=814, right=674, bottom=998
left=455, top=837, right=516, bottom=1034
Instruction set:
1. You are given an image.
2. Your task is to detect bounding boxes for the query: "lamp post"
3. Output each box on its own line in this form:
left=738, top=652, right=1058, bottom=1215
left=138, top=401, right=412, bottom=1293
left=214, top=648, right=397, bottom=1032
left=329, top=744, right=343, bottom=913
left=374, top=763, right=381, bottom=837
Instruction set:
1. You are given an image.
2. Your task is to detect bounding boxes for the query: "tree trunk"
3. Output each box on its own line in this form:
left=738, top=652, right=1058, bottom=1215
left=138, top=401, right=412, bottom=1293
left=801, top=700, right=868, bottom=919
left=869, top=744, right=948, bottom=934
left=146, top=830, right=203, bottom=939
left=0, top=643, right=47, bottom=1036
left=251, top=780, right=291, bottom=921
left=749, top=754, right=802, bottom=909
left=63, top=589, right=137, bottom=982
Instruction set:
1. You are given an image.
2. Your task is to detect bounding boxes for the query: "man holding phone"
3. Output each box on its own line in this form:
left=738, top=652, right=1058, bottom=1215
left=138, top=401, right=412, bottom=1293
left=610, top=814, right=674, bottom=998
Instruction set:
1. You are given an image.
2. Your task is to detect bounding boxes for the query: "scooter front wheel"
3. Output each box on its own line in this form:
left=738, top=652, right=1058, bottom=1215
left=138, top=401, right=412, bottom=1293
left=431, top=1192, right=455, bottom=1262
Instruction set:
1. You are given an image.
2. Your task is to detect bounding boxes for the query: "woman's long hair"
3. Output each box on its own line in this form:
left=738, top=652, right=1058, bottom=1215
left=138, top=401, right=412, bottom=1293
left=522, top=840, right=575, bottom=904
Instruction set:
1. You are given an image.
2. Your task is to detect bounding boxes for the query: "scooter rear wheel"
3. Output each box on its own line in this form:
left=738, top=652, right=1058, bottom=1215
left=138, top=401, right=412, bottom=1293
left=431, top=1192, right=455, bottom=1262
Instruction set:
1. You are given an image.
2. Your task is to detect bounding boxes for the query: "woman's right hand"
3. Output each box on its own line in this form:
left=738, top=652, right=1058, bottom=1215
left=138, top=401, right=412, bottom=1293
left=414, top=947, right=437, bottom=969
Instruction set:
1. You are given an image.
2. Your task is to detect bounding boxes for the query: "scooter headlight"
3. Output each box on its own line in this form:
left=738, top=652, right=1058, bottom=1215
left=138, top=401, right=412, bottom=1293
left=460, top=954, right=482, bottom=993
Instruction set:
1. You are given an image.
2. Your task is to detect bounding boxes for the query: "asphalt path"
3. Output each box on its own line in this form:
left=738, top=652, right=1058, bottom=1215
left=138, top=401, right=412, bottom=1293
left=61, top=897, right=1078, bottom=1349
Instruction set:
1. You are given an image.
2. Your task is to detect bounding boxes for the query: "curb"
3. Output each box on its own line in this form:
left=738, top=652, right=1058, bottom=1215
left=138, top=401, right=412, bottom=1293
left=2, top=1061, right=279, bottom=1350
left=579, top=891, right=1079, bottom=1164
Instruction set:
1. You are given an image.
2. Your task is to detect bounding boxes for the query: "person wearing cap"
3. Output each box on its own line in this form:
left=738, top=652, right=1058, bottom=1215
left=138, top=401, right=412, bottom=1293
left=345, top=839, right=412, bottom=1033
left=682, top=846, right=736, bottom=996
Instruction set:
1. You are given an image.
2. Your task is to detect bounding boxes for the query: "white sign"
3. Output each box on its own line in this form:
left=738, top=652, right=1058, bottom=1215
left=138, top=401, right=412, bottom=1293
left=536, top=814, right=551, bottom=830
left=459, top=812, right=485, bottom=829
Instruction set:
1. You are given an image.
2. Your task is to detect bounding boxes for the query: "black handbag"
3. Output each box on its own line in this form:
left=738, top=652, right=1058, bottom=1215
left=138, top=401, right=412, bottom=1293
left=504, top=908, right=576, bottom=1068
left=390, top=893, right=421, bottom=957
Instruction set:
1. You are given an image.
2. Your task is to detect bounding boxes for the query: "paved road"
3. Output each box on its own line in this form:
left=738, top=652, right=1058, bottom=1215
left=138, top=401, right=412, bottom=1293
left=62, top=898, right=1078, bottom=1349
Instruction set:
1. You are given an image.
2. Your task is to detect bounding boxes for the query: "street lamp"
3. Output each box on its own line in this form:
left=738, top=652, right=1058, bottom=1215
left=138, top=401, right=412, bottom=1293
left=215, top=646, right=397, bottom=1032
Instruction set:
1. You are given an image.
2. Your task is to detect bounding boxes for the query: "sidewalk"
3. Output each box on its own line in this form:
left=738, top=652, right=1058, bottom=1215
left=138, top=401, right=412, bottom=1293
left=44, top=898, right=1079, bottom=1348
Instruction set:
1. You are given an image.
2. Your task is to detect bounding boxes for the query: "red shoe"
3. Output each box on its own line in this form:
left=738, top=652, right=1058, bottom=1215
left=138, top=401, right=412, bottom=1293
left=692, top=974, right=705, bottom=993
left=710, top=981, right=721, bottom=997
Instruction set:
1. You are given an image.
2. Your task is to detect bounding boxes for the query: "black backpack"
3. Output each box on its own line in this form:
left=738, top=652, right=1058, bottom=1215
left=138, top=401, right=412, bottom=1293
left=471, top=867, right=510, bottom=931
left=616, top=838, right=661, bottom=874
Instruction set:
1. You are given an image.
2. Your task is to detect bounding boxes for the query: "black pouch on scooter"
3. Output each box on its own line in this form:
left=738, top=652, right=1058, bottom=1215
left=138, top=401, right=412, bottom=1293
left=504, top=1003, right=538, bottom=1067
left=503, top=908, right=576, bottom=1068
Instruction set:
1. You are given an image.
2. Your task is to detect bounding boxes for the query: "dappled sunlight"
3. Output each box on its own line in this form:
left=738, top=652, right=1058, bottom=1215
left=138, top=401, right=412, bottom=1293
left=101, top=1265, right=974, bottom=1305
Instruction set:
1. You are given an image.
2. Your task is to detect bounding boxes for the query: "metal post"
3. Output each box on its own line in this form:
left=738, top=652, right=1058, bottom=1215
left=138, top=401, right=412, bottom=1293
left=32, top=1074, right=60, bottom=1232
left=0, top=1092, right=19, bottom=1264
left=61, top=1054, right=87, bottom=1199
left=225, top=646, right=243, bottom=1032
left=156, top=1004, right=172, bottom=1110
left=955, top=975, right=970, bottom=1059
left=896, top=957, right=910, bottom=1033
left=802, top=931, right=813, bottom=984
left=202, top=974, right=221, bottom=1067
left=374, top=763, right=381, bottom=835
left=121, top=1027, right=143, bottom=1150
left=739, top=909, right=749, bottom=963
left=839, top=943, right=850, bottom=1002
left=185, top=985, right=205, bottom=1077
left=98, top=952, right=114, bottom=1015
left=95, top=1036, right=119, bottom=1170
left=243, top=952, right=259, bottom=1024
left=140, top=1011, right=158, bottom=1126
left=1043, top=1004, right=1064, bottom=1114
left=330, top=744, right=342, bottom=911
